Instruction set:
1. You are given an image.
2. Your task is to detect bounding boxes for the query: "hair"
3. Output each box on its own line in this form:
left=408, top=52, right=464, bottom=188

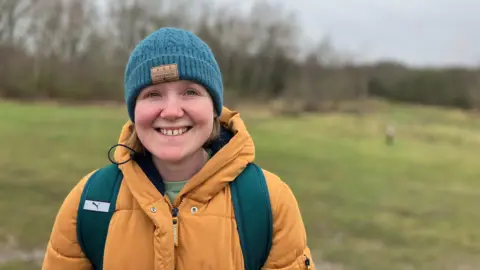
left=126, top=117, right=222, bottom=154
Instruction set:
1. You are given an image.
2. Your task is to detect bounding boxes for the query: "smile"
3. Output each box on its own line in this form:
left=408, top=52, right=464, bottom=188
left=154, top=127, right=192, bottom=136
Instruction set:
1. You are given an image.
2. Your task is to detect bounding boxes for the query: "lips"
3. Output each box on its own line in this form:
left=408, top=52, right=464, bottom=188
left=154, top=126, right=192, bottom=136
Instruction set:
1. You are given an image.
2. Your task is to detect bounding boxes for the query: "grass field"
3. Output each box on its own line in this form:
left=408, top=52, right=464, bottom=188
left=1, top=99, right=480, bottom=270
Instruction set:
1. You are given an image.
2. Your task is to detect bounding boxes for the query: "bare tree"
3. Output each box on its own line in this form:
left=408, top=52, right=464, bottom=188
left=0, top=0, right=39, bottom=46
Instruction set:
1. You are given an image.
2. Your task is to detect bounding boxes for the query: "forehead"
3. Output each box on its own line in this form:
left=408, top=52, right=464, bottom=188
left=143, top=80, right=204, bottom=92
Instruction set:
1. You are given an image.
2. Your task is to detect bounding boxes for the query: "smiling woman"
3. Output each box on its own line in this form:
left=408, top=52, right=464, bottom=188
left=41, top=27, right=314, bottom=270
left=132, top=80, right=220, bottom=181
left=125, top=82, right=223, bottom=169
left=135, top=81, right=215, bottom=164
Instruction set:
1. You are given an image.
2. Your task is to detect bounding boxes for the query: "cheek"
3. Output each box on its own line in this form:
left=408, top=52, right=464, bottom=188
left=134, top=101, right=159, bottom=125
left=191, top=113, right=214, bottom=142
left=189, top=109, right=214, bottom=127
left=134, top=102, right=159, bottom=145
left=187, top=99, right=215, bottom=124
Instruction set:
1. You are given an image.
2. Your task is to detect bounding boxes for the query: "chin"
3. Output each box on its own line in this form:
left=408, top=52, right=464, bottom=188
left=152, top=152, right=184, bottom=163
left=150, top=147, right=193, bottom=163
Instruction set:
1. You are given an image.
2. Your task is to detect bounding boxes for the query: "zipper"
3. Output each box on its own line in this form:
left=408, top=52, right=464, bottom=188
left=304, top=254, right=311, bottom=270
left=165, top=196, right=186, bottom=247
left=172, top=207, right=179, bottom=246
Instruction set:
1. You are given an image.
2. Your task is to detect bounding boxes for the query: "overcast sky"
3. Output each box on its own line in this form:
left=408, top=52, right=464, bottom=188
left=215, top=0, right=480, bottom=67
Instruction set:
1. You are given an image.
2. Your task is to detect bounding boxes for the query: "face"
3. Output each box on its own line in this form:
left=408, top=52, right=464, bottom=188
left=134, top=80, right=215, bottom=163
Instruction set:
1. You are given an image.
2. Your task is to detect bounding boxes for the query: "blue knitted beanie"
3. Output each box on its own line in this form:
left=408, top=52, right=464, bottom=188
left=124, top=27, right=223, bottom=122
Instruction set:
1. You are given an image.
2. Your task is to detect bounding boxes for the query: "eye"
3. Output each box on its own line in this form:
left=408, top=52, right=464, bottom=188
left=184, top=89, right=199, bottom=96
left=144, top=91, right=160, bottom=98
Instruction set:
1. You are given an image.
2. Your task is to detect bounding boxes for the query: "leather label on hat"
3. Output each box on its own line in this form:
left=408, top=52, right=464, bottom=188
left=151, top=64, right=179, bottom=84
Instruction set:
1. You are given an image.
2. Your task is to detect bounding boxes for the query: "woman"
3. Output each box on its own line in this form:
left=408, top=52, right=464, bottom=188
left=42, top=27, right=315, bottom=270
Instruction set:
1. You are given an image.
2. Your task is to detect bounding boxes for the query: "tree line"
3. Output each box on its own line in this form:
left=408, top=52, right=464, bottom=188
left=1, top=0, right=479, bottom=114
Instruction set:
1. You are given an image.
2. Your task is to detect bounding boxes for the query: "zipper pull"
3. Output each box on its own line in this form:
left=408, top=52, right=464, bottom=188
left=304, top=255, right=311, bottom=270
left=172, top=207, right=179, bottom=247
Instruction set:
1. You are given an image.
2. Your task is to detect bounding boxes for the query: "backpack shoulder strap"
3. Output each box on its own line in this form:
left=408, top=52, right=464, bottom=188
left=230, top=163, right=273, bottom=270
left=77, top=163, right=123, bottom=270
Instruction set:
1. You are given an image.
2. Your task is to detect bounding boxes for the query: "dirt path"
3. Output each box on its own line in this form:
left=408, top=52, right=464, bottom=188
left=0, top=247, right=44, bottom=265
left=0, top=235, right=44, bottom=267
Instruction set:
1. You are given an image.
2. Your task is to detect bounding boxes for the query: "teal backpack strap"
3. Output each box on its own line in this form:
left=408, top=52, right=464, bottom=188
left=76, top=163, right=123, bottom=270
left=231, top=163, right=273, bottom=270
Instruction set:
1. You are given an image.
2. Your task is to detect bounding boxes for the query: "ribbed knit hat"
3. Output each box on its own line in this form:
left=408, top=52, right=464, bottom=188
left=124, top=27, right=223, bottom=122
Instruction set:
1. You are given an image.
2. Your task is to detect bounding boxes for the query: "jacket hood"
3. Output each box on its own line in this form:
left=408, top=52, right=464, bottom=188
left=111, top=106, right=256, bottom=206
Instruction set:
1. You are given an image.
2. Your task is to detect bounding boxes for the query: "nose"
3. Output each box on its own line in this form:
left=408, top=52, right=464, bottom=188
left=160, top=96, right=184, bottom=120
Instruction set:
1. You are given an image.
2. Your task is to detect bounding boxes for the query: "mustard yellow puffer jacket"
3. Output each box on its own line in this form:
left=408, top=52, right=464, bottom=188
left=42, top=107, right=315, bottom=270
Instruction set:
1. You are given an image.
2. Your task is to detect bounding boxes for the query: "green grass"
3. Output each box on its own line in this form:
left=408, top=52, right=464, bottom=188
left=1, top=99, right=480, bottom=269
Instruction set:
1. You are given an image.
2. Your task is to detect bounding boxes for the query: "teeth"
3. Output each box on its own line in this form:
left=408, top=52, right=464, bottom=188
left=159, top=127, right=188, bottom=136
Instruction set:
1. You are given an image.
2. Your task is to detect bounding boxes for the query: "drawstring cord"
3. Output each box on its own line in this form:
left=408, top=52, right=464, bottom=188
left=107, top=144, right=137, bottom=165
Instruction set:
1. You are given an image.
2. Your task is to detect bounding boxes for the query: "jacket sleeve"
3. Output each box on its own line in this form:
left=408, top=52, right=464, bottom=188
left=262, top=170, right=316, bottom=270
left=42, top=173, right=94, bottom=270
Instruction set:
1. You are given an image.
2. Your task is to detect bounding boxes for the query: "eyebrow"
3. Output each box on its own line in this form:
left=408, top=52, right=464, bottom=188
left=185, top=82, right=200, bottom=88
